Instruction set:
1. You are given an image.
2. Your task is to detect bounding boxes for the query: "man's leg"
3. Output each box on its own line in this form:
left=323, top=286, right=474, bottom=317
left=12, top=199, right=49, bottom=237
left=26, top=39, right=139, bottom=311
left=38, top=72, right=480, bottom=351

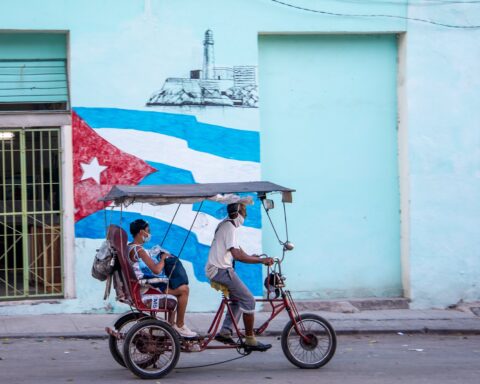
left=243, top=312, right=255, bottom=337
left=212, top=269, right=242, bottom=337
left=220, top=299, right=242, bottom=335
left=221, top=269, right=271, bottom=351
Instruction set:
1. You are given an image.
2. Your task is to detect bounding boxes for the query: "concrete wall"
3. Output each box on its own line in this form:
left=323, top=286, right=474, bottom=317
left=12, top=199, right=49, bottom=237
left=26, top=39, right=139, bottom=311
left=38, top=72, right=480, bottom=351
left=405, top=2, right=480, bottom=308
left=1, top=0, right=478, bottom=313
left=258, top=34, right=402, bottom=299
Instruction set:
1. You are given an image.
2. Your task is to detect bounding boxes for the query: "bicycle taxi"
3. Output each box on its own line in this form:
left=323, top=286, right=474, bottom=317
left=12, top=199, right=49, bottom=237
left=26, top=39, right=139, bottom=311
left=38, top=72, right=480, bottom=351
left=99, top=181, right=336, bottom=379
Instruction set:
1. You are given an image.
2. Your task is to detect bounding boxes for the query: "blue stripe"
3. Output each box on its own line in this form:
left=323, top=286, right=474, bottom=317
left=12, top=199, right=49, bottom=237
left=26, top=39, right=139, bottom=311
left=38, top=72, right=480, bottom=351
left=140, top=161, right=195, bottom=185
left=74, top=107, right=260, bottom=162
left=76, top=210, right=262, bottom=295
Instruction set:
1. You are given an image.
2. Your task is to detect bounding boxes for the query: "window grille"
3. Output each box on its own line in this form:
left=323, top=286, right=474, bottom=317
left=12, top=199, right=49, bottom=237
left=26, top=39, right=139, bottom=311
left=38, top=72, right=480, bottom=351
left=0, top=127, right=63, bottom=299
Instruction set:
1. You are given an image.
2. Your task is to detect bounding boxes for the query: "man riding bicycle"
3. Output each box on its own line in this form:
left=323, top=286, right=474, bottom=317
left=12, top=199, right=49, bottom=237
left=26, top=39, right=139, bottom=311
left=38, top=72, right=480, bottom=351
left=205, top=202, right=274, bottom=351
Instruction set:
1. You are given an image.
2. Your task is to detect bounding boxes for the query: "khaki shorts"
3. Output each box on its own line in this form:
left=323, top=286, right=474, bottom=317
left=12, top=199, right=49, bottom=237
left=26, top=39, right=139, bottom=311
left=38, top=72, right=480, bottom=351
left=211, top=268, right=256, bottom=313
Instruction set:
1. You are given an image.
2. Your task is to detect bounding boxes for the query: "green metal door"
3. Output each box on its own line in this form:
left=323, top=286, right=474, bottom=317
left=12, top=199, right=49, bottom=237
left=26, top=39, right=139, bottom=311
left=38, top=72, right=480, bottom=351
left=0, top=127, right=63, bottom=300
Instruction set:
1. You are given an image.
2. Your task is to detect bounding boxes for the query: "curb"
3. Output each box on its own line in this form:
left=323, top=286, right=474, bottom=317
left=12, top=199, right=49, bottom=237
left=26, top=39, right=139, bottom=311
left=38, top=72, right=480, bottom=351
left=0, top=333, right=110, bottom=339
left=2, top=328, right=479, bottom=339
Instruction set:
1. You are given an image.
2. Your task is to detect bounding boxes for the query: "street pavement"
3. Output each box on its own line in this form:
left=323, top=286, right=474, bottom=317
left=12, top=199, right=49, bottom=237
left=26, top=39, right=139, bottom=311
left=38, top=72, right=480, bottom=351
left=0, top=308, right=479, bottom=338
left=0, top=334, right=479, bottom=383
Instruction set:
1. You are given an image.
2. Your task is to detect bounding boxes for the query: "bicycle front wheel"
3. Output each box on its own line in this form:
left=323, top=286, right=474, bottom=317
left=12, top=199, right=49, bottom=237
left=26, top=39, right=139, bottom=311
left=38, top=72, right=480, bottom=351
left=281, top=313, right=336, bottom=369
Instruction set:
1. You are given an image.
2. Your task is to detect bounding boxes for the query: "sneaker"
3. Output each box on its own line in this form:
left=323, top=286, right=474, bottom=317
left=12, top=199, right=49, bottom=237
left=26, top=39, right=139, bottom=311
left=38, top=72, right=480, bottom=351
left=245, top=336, right=272, bottom=352
left=214, top=332, right=237, bottom=345
left=173, top=324, right=197, bottom=338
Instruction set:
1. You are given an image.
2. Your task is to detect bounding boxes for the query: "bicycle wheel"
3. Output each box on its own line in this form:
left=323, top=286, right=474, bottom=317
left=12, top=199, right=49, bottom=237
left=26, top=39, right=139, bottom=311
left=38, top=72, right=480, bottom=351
left=108, top=311, right=149, bottom=367
left=123, top=318, right=180, bottom=379
left=281, top=313, right=336, bottom=369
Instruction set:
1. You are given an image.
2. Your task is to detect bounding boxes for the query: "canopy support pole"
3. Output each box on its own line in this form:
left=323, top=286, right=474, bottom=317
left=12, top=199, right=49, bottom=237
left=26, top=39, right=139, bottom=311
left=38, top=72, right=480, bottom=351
left=177, top=201, right=204, bottom=258
left=161, top=203, right=181, bottom=247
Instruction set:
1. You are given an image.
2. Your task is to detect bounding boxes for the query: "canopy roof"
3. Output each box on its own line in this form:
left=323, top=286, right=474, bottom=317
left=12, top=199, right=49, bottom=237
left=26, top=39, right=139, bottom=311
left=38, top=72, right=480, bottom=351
left=100, top=181, right=295, bottom=206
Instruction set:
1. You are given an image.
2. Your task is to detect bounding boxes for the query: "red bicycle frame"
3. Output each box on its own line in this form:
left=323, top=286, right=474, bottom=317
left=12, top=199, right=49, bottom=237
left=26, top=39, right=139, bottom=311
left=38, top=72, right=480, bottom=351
left=199, top=287, right=307, bottom=351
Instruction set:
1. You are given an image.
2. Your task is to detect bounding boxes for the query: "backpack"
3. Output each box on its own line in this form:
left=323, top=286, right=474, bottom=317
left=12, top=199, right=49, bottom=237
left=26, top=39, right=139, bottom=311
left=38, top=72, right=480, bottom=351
left=164, top=256, right=189, bottom=289
left=91, top=240, right=116, bottom=281
left=91, top=240, right=129, bottom=301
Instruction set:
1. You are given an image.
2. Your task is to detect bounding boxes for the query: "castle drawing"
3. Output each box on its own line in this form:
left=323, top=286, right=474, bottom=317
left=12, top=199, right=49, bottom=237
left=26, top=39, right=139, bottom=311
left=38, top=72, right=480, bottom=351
left=147, top=30, right=258, bottom=108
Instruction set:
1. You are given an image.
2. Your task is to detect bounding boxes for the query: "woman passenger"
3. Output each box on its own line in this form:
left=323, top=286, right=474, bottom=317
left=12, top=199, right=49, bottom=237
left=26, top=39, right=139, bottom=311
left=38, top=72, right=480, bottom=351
left=128, top=219, right=196, bottom=338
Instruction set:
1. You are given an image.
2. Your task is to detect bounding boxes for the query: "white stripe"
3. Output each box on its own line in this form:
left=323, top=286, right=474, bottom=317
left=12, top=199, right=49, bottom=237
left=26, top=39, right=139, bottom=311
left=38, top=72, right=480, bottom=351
left=123, top=202, right=262, bottom=255
left=94, top=128, right=260, bottom=183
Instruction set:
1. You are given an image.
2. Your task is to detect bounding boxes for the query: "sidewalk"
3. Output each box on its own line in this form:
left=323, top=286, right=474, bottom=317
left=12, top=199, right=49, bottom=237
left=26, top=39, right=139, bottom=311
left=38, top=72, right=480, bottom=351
left=1, top=308, right=479, bottom=338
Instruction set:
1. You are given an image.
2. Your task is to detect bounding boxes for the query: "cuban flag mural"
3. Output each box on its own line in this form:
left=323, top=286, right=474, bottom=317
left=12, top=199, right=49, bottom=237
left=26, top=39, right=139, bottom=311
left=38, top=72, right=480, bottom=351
left=73, top=107, right=262, bottom=310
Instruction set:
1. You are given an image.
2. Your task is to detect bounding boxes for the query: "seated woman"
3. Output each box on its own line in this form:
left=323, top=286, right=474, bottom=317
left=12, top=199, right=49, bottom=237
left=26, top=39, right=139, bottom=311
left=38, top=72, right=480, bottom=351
left=127, top=218, right=197, bottom=338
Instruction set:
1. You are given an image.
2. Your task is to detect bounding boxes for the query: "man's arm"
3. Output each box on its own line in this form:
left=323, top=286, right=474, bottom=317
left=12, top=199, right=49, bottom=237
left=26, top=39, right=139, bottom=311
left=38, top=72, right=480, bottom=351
left=230, top=247, right=274, bottom=266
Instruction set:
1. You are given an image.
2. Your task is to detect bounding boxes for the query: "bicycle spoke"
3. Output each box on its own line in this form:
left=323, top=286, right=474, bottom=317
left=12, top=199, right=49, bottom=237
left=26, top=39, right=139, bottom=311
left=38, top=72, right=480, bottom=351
left=286, top=318, right=333, bottom=365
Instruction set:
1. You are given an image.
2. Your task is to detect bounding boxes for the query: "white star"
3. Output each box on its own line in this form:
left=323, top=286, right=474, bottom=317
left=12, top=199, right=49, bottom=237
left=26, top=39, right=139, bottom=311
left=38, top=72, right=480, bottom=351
left=80, top=157, right=108, bottom=184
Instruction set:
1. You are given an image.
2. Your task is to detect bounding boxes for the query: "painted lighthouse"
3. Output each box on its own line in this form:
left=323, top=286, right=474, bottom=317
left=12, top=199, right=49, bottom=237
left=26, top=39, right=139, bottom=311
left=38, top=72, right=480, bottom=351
left=147, top=29, right=258, bottom=107
left=202, top=29, right=215, bottom=80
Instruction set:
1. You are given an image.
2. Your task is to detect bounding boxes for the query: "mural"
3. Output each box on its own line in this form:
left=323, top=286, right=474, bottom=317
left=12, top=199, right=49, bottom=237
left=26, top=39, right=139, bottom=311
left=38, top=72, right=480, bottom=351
left=147, top=30, right=258, bottom=108
left=73, top=107, right=263, bottom=296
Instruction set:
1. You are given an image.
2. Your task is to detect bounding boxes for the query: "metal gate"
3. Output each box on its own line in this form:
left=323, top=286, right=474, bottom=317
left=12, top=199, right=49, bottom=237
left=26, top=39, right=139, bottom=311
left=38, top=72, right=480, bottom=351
left=0, top=127, right=63, bottom=300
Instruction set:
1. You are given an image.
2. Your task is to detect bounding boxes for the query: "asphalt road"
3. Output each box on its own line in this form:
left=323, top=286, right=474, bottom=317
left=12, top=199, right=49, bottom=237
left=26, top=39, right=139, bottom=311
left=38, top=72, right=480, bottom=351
left=1, top=334, right=479, bottom=383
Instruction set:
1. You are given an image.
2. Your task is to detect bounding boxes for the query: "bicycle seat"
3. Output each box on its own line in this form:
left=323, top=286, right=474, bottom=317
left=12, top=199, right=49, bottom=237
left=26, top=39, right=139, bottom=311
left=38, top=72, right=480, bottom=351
left=210, top=281, right=229, bottom=297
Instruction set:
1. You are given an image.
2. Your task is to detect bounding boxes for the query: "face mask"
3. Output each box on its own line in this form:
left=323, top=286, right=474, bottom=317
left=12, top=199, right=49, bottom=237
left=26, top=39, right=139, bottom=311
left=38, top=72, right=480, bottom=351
left=143, top=231, right=152, bottom=243
left=232, top=213, right=245, bottom=227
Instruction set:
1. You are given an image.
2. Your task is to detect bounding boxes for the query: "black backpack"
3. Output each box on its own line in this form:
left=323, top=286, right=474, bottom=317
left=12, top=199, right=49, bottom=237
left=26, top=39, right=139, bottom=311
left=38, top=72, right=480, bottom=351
left=164, top=256, right=189, bottom=289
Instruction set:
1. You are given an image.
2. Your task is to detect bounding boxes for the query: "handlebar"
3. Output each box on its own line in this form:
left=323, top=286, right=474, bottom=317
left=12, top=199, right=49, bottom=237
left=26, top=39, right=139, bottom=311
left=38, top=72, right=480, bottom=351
left=258, top=241, right=294, bottom=264
left=261, top=254, right=286, bottom=288
left=257, top=254, right=281, bottom=266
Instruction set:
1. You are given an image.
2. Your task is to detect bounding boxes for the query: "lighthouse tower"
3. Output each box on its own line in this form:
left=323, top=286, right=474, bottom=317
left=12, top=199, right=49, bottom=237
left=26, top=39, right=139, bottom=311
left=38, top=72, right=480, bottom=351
left=202, top=29, right=215, bottom=80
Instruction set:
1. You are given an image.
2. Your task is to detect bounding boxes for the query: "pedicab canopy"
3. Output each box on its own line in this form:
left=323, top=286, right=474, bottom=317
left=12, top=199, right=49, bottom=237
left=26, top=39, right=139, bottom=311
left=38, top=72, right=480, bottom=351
left=100, top=181, right=295, bottom=206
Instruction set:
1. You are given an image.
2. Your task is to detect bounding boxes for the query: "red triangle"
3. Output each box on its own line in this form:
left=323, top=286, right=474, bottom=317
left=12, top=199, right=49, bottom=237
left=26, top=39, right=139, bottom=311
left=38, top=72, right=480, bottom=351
left=72, top=111, right=156, bottom=221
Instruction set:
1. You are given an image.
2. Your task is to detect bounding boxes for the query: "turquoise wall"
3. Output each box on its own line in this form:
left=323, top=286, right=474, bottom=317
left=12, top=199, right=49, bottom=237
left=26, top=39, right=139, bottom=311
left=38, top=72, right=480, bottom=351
left=406, top=3, right=480, bottom=308
left=2, top=0, right=477, bottom=312
left=259, top=34, right=401, bottom=299
left=0, top=0, right=406, bottom=110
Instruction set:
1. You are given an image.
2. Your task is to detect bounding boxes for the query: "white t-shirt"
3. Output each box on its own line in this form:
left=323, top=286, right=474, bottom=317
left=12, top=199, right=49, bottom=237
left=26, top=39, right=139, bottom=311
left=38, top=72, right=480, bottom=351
left=205, top=220, right=238, bottom=278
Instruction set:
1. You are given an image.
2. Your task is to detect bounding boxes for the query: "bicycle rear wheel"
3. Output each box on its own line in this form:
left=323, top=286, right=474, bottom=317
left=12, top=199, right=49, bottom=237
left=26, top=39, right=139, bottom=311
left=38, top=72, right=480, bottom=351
left=108, top=311, right=148, bottom=367
left=123, top=318, right=180, bottom=379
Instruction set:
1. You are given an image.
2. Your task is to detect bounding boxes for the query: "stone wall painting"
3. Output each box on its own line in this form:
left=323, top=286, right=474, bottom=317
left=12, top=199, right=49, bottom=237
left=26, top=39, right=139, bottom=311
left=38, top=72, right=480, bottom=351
left=147, top=30, right=258, bottom=108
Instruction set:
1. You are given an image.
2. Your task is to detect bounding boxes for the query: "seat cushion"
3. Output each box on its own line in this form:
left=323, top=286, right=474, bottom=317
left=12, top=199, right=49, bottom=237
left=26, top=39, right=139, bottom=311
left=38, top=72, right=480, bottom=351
left=141, top=290, right=178, bottom=311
